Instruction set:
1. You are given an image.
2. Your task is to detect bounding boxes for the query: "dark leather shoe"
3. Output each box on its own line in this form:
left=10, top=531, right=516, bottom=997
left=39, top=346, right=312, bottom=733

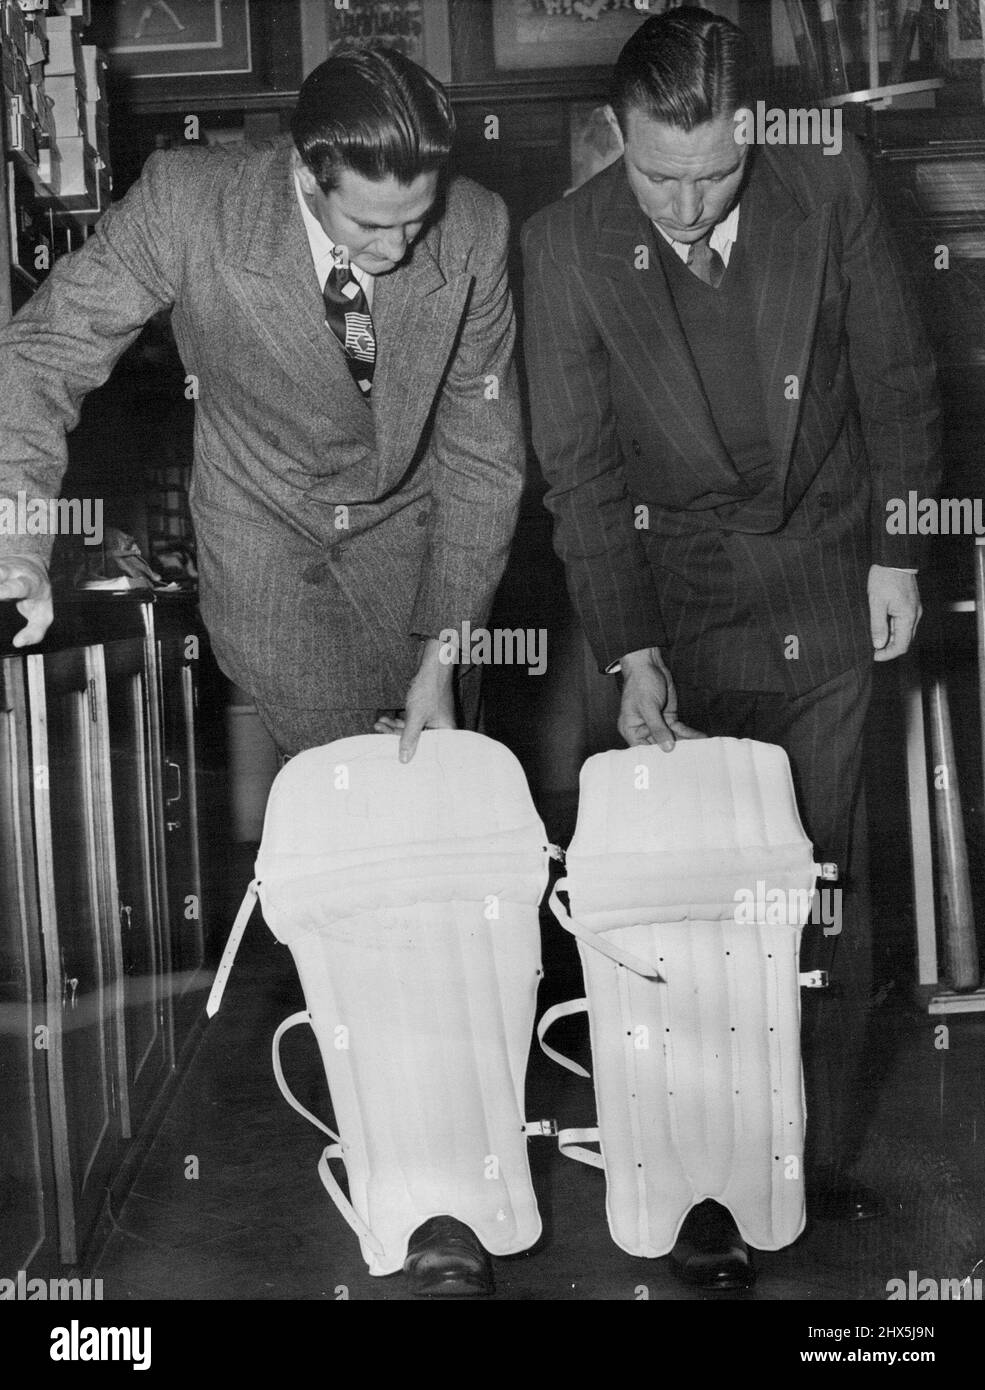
left=809, top=1172, right=886, bottom=1222
left=669, top=1200, right=755, bottom=1291
left=403, top=1216, right=494, bottom=1297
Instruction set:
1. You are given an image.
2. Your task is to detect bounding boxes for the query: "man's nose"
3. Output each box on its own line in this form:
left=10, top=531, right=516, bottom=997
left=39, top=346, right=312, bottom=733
left=674, top=185, right=702, bottom=227
left=379, top=228, right=409, bottom=260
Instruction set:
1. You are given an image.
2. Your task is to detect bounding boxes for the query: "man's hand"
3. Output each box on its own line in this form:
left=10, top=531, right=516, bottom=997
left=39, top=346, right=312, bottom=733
left=617, top=646, right=705, bottom=752
left=373, top=636, right=458, bottom=762
left=868, top=565, right=922, bottom=662
left=0, top=555, right=53, bottom=648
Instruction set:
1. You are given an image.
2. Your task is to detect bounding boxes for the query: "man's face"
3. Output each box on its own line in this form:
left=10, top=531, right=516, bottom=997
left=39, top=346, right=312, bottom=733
left=618, top=106, right=748, bottom=244
left=296, top=160, right=439, bottom=274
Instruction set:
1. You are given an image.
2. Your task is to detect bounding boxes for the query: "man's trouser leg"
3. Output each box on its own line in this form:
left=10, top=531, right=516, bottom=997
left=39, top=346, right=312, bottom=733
left=677, top=664, right=874, bottom=1177
left=254, top=666, right=483, bottom=758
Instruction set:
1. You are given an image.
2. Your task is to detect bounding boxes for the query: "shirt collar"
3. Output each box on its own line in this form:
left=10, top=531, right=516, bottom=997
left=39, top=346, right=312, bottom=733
left=292, top=169, right=372, bottom=292
left=653, top=201, right=741, bottom=265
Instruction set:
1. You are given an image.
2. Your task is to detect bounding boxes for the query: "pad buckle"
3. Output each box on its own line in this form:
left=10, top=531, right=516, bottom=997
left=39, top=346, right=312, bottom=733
left=817, top=862, right=838, bottom=881
left=524, top=1118, right=558, bottom=1137
left=799, top=969, right=829, bottom=988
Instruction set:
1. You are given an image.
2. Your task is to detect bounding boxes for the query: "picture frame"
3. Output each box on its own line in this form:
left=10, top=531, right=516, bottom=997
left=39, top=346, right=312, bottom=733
left=85, top=0, right=304, bottom=110
left=491, top=0, right=690, bottom=73
left=947, top=0, right=985, bottom=61
left=97, top=0, right=253, bottom=80
left=300, top=0, right=452, bottom=84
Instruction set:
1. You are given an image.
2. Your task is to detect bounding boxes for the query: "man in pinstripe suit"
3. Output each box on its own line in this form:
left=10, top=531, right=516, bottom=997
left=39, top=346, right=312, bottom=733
left=523, top=8, right=941, bottom=1288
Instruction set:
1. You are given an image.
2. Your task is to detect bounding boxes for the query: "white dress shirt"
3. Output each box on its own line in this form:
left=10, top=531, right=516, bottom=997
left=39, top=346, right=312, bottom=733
left=293, top=170, right=375, bottom=309
left=652, top=201, right=741, bottom=268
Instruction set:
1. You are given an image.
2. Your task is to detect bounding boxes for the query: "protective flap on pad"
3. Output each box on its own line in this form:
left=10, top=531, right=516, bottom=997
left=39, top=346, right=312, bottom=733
left=255, top=730, right=551, bottom=938
left=566, top=737, right=817, bottom=931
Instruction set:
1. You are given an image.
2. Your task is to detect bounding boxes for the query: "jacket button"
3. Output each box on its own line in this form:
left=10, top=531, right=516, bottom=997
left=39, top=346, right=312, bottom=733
left=335, top=546, right=347, bottom=561
left=302, top=561, right=329, bottom=584
left=631, top=439, right=642, bottom=456
left=416, top=511, right=429, bottom=527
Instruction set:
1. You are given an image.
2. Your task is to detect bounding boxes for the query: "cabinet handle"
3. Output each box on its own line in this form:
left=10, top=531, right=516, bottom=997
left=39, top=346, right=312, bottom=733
left=165, top=760, right=182, bottom=806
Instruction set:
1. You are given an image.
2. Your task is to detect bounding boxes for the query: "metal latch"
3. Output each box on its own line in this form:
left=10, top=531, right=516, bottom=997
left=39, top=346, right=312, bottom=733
left=524, top=1119, right=558, bottom=1137
left=799, top=970, right=829, bottom=989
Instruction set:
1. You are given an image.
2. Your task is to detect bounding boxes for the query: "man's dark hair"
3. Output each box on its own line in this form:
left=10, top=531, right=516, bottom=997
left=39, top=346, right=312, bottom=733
left=610, top=6, right=751, bottom=135
left=291, top=42, right=454, bottom=192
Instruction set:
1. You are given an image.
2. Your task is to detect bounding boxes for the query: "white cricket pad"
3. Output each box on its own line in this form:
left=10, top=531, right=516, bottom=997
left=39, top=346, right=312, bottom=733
left=221, top=730, right=551, bottom=1276
left=544, top=737, right=821, bottom=1256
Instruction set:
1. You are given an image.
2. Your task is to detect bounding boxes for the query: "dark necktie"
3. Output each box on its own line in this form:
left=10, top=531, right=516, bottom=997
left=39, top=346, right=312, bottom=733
left=323, top=261, right=376, bottom=397
left=686, top=235, right=726, bottom=289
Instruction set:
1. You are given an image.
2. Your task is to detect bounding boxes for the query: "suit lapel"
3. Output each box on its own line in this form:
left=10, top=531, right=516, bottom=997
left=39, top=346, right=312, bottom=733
left=741, top=150, right=832, bottom=481
left=371, top=218, right=471, bottom=495
left=595, top=165, right=743, bottom=494
left=237, top=143, right=377, bottom=451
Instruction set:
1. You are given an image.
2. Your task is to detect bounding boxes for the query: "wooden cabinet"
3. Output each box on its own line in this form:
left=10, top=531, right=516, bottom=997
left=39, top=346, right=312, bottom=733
left=0, top=595, right=209, bottom=1275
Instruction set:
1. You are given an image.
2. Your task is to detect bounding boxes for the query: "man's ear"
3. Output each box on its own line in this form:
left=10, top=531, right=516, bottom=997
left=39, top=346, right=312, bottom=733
left=602, top=104, right=626, bottom=154
left=294, top=153, right=320, bottom=198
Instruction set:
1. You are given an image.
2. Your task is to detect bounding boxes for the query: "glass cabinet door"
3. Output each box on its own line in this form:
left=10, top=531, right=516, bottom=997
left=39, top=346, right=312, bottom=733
left=27, top=646, right=123, bottom=1266
left=97, top=639, right=170, bottom=1137
left=0, top=658, right=57, bottom=1279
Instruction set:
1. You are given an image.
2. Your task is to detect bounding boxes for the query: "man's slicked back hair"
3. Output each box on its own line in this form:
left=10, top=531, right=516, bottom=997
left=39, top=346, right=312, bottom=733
left=291, top=42, right=455, bottom=192
left=610, top=6, right=751, bottom=135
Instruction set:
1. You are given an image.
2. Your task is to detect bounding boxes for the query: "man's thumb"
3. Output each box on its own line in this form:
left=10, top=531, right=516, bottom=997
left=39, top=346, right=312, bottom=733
left=643, top=704, right=675, bottom=753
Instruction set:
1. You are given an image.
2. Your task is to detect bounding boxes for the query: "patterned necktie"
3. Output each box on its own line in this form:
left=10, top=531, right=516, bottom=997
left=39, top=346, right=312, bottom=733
left=686, top=234, right=726, bottom=289
left=323, top=260, right=376, bottom=397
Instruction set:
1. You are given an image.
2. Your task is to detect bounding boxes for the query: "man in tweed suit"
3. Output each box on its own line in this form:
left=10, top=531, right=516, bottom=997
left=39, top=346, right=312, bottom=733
left=523, top=8, right=940, bottom=1287
left=0, top=45, right=524, bottom=1294
left=0, top=44, right=523, bottom=764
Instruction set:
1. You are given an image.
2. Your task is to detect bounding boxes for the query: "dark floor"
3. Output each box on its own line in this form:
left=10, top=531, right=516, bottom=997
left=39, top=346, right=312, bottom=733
left=85, top=835, right=985, bottom=1303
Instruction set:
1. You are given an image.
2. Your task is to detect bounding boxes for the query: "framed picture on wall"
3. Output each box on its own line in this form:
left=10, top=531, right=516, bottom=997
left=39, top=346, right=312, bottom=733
left=302, top=0, right=452, bottom=83
left=86, top=0, right=304, bottom=107
left=491, top=0, right=682, bottom=71
left=97, top=0, right=253, bottom=79
left=947, top=0, right=985, bottom=61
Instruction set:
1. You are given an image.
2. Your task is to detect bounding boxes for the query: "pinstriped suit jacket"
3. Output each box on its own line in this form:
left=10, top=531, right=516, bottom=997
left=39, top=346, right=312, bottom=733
left=521, top=134, right=941, bottom=695
left=0, top=139, right=524, bottom=710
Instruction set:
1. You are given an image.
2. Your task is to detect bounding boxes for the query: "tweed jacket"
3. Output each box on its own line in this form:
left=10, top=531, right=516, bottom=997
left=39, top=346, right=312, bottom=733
left=0, top=138, right=525, bottom=709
